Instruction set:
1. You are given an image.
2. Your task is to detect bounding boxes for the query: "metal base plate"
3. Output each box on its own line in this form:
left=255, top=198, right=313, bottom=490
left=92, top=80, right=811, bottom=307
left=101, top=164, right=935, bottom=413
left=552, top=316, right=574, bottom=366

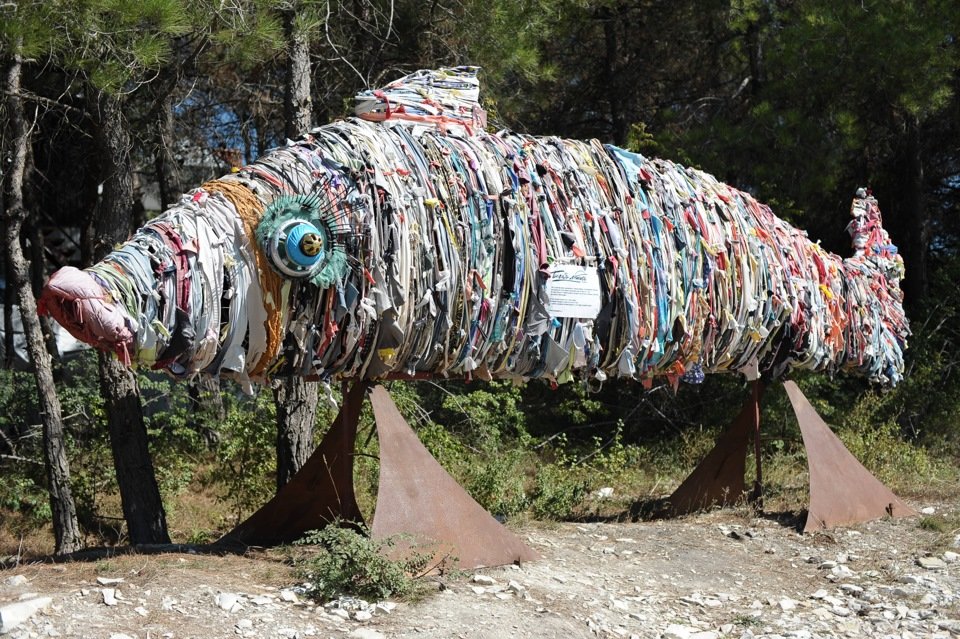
left=783, top=381, right=917, bottom=532
left=369, top=386, right=540, bottom=569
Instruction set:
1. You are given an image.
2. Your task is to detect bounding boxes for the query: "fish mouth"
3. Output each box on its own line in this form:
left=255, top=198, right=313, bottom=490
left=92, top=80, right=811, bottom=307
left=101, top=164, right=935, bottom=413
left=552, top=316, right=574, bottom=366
left=39, top=266, right=136, bottom=365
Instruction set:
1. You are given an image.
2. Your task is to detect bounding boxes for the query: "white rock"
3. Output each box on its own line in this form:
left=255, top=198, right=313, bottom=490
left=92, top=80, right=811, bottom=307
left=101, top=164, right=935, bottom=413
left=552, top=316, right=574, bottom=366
left=943, top=551, right=959, bottom=563
left=276, top=629, right=298, bottom=639
left=353, top=610, right=373, bottom=621
left=374, top=601, right=396, bottom=615
left=507, top=580, right=526, bottom=595
left=108, top=634, right=135, bottom=639
left=831, top=565, right=856, bottom=579
left=810, top=589, right=829, bottom=599
left=900, top=575, right=923, bottom=584
left=235, top=619, right=253, bottom=630
left=472, top=574, right=496, bottom=586
left=830, top=605, right=852, bottom=617
left=327, top=608, right=350, bottom=619
left=216, top=592, right=244, bottom=612
left=96, top=577, right=124, bottom=586
left=690, top=632, right=718, bottom=639
left=134, top=606, right=148, bottom=617
left=609, top=598, right=629, bottom=611
left=918, top=556, right=947, bottom=570
left=470, top=586, right=486, bottom=595
left=249, top=595, right=273, bottom=606
left=820, top=560, right=838, bottom=569
left=279, top=589, right=298, bottom=603
left=663, top=624, right=694, bottom=639
left=840, top=584, right=864, bottom=596
left=4, top=575, right=28, bottom=587
left=921, top=506, right=936, bottom=515
left=595, top=487, right=615, bottom=499
left=348, top=629, right=385, bottom=639
left=779, top=598, right=797, bottom=611
left=101, top=588, right=118, bottom=606
left=0, top=597, right=52, bottom=633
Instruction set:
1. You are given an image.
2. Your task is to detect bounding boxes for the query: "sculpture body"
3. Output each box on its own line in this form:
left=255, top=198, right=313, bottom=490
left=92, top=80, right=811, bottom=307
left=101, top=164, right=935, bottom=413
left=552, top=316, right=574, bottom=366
left=40, top=68, right=909, bottom=391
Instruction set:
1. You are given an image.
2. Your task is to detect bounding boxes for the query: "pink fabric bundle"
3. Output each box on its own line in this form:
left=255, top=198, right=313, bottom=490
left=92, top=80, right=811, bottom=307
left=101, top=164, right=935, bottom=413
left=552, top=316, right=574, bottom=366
left=38, top=266, right=135, bottom=365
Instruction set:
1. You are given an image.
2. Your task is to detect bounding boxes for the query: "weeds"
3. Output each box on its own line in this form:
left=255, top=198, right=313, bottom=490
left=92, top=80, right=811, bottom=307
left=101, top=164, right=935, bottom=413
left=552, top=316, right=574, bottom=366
left=293, top=524, right=431, bottom=602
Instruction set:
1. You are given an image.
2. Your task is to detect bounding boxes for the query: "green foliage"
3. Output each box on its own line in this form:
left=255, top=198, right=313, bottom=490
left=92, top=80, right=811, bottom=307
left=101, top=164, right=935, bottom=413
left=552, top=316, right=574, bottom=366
left=61, top=0, right=192, bottom=93
left=208, top=389, right=277, bottom=524
left=294, top=524, right=430, bottom=602
left=463, top=446, right=530, bottom=518
left=838, top=398, right=936, bottom=490
left=530, top=462, right=588, bottom=520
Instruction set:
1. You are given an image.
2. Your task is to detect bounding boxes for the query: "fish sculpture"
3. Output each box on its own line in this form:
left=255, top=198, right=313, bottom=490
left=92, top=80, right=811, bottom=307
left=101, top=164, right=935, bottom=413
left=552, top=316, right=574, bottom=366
left=39, top=67, right=910, bottom=395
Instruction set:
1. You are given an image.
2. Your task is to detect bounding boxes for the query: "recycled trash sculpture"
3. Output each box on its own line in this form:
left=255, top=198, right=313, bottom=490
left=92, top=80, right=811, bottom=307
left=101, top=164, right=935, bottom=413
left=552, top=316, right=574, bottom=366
left=39, top=67, right=914, bottom=567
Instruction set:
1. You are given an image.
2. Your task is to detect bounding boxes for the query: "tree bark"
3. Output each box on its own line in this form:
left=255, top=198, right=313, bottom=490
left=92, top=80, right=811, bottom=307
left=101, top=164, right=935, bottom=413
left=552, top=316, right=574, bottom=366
left=90, top=86, right=170, bottom=544
left=601, top=6, right=628, bottom=146
left=3, top=50, right=83, bottom=555
left=273, top=376, right=319, bottom=489
left=274, top=5, right=320, bottom=490
left=154, top=91, right=182, bottom=212
left=283, top=9, right=313, bottom=140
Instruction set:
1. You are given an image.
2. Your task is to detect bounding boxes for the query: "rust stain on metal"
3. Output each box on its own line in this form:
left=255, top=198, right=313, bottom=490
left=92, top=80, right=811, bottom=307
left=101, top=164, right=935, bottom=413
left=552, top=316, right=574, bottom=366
left=216, top=382, right=368, bottom=547
left=369, top=385, right=540, bottom=569
left=783, top=381, right=916, bottom=532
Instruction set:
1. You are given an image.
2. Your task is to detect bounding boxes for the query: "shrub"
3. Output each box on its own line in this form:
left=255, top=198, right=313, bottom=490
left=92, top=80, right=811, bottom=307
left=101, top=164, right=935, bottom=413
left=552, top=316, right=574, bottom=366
left=294, top=524, right=430, bottom=602
left=531, top=463, right=588, bottom=520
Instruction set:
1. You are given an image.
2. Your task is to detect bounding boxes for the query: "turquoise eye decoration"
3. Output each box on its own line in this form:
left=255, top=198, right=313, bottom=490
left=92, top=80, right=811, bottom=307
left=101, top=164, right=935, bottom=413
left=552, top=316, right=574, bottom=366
left=255, top=183, right=358, bottom=287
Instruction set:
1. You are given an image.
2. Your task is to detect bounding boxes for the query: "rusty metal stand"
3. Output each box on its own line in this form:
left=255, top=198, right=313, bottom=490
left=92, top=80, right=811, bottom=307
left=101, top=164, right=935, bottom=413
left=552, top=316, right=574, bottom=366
left=216, top=382, right=368, bottom=547
left=369, top=386, right=540, bottom=568
left=666, top=382, right=763, bottom=515
left=783, top=381, right=916, bottom=532
left=217, top=383, right=539, bottom=569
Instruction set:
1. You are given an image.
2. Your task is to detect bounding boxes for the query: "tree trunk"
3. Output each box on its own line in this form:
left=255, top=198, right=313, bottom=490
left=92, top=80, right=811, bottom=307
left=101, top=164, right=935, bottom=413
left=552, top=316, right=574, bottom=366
left=601, top=6, right=628, bottom=146
left=90, top=86, right=170, bottom=544
left=284, top=9, right=313, bottom=139
left=883, top=114, right=928, bottom=310
left=274, top=5, right=320, bottom=490
left=3, top=50, right=83, bottom=555
left=273, top=377, right=319, bottom=489
left=154, top=91, right=182, bottom=212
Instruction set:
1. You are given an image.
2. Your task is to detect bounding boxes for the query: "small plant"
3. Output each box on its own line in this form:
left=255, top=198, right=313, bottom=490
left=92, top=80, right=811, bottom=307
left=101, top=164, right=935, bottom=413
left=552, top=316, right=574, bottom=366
left=293, top=524, right=431, bottom=602
left=531, top=463, right=588, bottom=520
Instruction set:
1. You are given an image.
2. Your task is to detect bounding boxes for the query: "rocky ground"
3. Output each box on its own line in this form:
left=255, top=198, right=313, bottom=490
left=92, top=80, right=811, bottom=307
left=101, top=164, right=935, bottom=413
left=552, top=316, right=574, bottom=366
left=2, top=504, right=959, bottom=639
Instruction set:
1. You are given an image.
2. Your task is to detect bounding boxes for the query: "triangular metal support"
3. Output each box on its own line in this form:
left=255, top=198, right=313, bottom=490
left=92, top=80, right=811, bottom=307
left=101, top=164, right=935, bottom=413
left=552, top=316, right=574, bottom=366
left=667, top=380, right=917, bottom=532
left=216, top=382, right=368, bottom=547
left=369, top=385, right=540, bottom=569
left=666, top=382, right=762, bottom=515
left=216, top=383, right=539, bottom=569
left=783, top=381, right=916, bottom=532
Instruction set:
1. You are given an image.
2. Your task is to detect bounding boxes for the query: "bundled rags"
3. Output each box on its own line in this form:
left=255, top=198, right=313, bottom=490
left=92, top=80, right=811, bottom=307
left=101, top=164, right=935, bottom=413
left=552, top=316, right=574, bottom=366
left=39, top=67, right=910, bottom=394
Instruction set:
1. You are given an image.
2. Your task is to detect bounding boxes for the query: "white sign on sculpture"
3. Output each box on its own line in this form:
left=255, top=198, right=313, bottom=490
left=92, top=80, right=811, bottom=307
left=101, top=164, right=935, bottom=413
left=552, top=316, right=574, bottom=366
left=545, top=265, right=602, bottom=319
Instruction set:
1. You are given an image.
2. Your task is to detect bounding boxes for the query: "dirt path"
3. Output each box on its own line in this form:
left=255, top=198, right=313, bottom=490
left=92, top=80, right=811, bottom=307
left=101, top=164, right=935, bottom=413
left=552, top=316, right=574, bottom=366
left=2, top=505, right=959, bottom=639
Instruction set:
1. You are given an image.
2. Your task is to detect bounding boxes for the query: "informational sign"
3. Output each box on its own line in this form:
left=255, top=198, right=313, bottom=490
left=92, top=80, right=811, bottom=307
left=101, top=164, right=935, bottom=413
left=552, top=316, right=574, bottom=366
left=545, top=264, right=602, bottom=319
